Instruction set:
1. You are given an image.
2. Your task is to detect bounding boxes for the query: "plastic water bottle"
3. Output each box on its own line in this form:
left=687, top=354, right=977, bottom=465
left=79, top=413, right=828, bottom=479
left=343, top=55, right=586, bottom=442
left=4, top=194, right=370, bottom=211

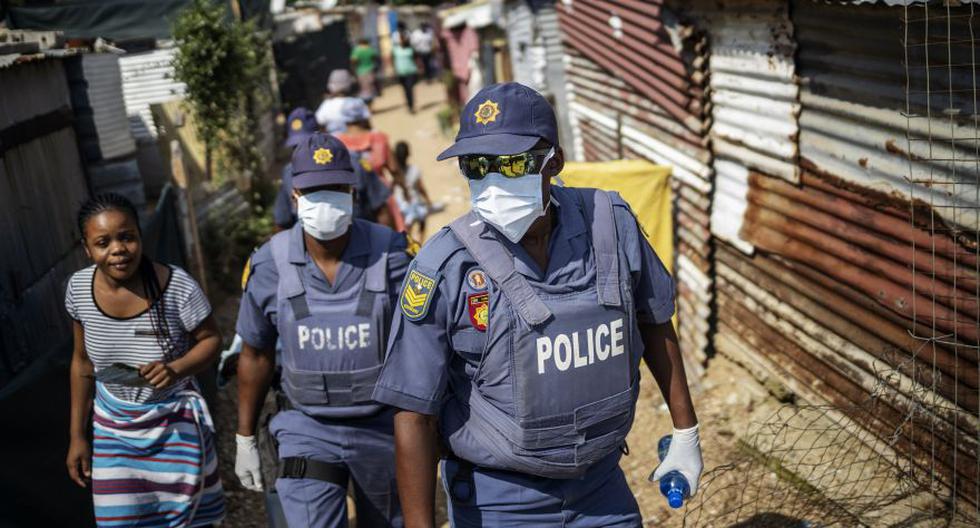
left=657, top=435, right=691, bottom=509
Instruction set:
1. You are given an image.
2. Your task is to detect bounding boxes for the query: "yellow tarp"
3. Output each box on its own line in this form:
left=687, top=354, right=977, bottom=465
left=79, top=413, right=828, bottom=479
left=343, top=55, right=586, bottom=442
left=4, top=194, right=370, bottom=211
left=560, top=160, right=673, bottom=273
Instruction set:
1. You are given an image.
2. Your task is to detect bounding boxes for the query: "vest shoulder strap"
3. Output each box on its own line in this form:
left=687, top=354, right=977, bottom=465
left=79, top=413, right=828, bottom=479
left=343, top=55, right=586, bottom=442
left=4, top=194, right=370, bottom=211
left=449, top=213, right=553, bottom=327
left=271, top=230, right=311, bottom=320
left=572, top=188, right=622, bottom=307
left=360, top=221, right=390, bottom=294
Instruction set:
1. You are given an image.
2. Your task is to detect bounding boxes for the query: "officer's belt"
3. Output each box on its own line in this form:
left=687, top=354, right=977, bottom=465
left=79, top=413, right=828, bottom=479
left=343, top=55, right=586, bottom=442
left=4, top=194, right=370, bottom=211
left=275, top=392, right=389, bottom=419
left=278, top=457, right=349, bottom=487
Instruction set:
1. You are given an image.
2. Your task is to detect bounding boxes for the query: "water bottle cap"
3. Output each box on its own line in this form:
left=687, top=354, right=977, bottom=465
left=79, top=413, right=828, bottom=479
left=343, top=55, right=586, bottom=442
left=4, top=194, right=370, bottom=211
left=667, top=489, right=684, bottom=509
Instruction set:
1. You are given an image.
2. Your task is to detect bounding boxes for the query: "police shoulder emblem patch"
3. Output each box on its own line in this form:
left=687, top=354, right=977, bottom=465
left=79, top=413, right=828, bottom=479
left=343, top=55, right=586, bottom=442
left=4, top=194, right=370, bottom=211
left=474, top=100, right=501, bottom=125
left=313, top=148, right=333, bottom=165
left=401, top=267, right=438, bottom=320
left=467, top=292, right=489, bottom=331
left=466, top=268, right=487, bottom=291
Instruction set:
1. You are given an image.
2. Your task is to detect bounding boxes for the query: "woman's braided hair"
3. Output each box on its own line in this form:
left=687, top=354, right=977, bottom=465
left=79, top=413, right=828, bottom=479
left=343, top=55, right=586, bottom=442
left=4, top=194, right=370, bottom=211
left=77, top=193, right=176, bottom=358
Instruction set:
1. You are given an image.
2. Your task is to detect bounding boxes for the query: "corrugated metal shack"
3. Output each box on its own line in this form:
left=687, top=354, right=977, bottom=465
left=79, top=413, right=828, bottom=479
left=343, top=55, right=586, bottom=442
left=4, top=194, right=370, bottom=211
left=504, top=0, right=575, bottom=152
left=556, top=0, right=979, bottom=510
left=0, top=52, right=90, bottom=387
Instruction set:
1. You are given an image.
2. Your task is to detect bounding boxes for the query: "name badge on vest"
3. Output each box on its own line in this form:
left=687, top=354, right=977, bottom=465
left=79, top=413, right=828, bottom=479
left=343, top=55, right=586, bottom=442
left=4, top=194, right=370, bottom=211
left=400, top=266, right=438, bottom=321
left=467, top=292, right=489, bottom=331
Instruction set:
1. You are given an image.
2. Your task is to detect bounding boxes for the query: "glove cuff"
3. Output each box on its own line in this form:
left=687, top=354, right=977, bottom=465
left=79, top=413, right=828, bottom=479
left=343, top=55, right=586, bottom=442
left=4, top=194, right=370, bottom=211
left=236, top=433, right=258, bottom=447
left=672, top=423, right=700, bottom=444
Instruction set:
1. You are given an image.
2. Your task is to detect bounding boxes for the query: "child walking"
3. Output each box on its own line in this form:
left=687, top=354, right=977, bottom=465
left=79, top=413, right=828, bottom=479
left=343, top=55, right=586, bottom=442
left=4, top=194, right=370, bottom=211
left=393, top=141, right=436, bottom=240
left=65, top=193, right=225, bottom=527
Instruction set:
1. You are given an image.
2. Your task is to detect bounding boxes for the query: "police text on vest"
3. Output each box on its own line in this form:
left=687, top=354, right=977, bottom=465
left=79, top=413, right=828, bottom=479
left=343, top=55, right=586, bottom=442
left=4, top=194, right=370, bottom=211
left=297, top=323, right=372, bottom=351
left=536, top=318, right=625, bottom=374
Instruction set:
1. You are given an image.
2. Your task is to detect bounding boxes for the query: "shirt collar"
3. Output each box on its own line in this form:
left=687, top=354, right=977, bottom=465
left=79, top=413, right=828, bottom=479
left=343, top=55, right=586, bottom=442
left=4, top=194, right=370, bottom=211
left=288, top=220, right=370, bottom=265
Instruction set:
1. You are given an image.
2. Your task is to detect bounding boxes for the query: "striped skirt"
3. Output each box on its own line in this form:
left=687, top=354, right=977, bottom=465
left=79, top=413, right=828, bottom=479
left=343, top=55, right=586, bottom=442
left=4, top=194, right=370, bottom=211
left=92, top=382, right=225, bottom=527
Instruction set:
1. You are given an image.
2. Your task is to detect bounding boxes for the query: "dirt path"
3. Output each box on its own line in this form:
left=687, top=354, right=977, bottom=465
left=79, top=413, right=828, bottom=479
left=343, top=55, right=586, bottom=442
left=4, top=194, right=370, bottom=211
left=371, top=81, right=470, bottom=241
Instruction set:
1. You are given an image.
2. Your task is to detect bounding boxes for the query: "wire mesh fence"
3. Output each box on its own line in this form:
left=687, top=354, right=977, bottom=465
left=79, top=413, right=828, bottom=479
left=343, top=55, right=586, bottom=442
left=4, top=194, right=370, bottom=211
left=903, top=0, right=980, bottom=520
left=682, top=2, right=980, bottom=525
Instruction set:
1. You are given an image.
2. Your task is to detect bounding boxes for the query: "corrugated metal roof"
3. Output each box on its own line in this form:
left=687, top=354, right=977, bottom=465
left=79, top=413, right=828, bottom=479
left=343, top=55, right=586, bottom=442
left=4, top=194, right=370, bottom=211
left=0, top=58, right=71, bottom=129
left=65, top=53, right=137, bottom=162
left=118, top=47, right=186, bottom=141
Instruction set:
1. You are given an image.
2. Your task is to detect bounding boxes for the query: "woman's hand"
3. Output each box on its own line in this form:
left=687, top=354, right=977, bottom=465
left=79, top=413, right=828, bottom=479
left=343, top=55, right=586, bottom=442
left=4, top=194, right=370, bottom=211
left=140, top=361, right=178, bottom=389
left=66, top=437, right=92, bottom=488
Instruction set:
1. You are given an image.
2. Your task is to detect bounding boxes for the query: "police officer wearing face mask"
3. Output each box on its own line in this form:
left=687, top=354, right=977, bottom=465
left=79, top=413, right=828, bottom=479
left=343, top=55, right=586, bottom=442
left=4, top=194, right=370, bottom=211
left=236, top=132, right=409, bottom=527
left=373, top=83, right=703, bottom=527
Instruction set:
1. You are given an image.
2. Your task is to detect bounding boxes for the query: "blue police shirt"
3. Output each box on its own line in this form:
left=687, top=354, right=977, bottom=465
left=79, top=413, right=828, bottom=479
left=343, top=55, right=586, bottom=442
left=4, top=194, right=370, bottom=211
left=373, top=185, right=675, bottom=415
left=272, top=159, right=392, bottom=231
left=236, top=219, right=411, bottom=350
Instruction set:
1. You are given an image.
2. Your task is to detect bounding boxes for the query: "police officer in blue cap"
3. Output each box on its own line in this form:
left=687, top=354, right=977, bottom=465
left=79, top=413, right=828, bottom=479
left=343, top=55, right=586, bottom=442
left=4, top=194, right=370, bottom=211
left=273, top=107, right=393, bottom=231
left=236, top=132, right=408, bottom=527
left=373, top=82, right=703, bottom=527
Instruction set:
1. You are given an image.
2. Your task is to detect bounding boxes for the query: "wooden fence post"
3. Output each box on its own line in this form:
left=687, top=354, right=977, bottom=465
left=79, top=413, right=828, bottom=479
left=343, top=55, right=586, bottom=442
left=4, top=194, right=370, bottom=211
left=170, top=140, right=209, bottom=296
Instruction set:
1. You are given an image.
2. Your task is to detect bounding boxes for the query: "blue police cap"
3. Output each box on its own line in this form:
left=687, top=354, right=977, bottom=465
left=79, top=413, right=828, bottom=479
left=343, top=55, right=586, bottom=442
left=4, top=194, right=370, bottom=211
left=285, top=107, right=318, bottom=148
left=436, top=82, right=558, bottom=161
left=291, top=132, right=357, bottom=189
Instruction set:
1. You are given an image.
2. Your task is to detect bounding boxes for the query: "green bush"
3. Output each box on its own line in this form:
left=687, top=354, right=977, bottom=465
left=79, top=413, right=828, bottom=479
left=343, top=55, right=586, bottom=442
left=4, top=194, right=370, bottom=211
left=173, top=0, right=270, bottom=184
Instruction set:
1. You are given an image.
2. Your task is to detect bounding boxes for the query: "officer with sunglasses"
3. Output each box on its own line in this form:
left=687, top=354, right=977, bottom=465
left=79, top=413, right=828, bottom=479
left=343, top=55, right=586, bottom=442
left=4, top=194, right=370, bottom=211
left=373, top=82, right=703, bottom=527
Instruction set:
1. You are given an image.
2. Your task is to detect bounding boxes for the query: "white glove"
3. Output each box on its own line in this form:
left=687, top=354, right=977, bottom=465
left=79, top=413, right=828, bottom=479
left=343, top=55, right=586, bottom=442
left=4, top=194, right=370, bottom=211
left=235, top=434, right=264, bottom=492
left=650, top=424, right=703, bottom=496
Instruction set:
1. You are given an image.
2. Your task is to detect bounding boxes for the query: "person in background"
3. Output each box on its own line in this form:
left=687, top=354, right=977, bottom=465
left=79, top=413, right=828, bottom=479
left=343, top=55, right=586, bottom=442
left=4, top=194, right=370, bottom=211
left=410, top=23, right=436, bottom=82
left=392, top=141, right=434, bottom=241
left=392, top=32, right=421, bottom=113
left=66, top=193, right=224, bottom=527
left=316, top=69, right=364, bottom=135
left=350, top=38, right=379, bottom=106
left=235, top=133, right=410, bottom=527
left=274, top=107, right=319, bottom=231
left=373, top=83, right=703, bottom=527
left=441, top=22, right=479, bottom=108
left=335, top=98, right=406, bottom=232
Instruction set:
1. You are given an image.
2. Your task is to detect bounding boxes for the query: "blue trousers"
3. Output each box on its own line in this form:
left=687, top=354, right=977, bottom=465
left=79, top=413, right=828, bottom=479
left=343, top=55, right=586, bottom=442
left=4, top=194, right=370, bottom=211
left=440, top=452, right=642, bottom=527
left=271, top=408, right=403, bottom=528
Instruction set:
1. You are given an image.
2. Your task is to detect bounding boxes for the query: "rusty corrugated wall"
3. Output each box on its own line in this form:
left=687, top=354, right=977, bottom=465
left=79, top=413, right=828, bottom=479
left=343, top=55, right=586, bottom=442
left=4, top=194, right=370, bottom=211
left=557, top=0, right=714, bottom=375
left=710, top=0, right=980, bottom=507
left=555, top=0, right=979, bottom=511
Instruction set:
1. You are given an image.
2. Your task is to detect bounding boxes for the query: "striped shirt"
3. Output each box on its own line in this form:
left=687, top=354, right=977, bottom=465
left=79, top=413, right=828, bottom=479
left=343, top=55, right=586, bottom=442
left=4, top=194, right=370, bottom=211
left=65, top=264, right=212, bottom=403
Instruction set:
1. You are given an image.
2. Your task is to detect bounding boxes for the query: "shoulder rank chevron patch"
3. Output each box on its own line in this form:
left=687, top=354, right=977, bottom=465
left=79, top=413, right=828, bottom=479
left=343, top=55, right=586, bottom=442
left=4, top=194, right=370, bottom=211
left=400, top=267, right=438, bottom=321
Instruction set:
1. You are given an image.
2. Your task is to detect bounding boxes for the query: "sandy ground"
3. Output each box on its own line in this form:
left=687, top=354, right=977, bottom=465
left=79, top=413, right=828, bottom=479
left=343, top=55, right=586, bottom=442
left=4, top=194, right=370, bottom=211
left=207, top=82, right=936, bottom=527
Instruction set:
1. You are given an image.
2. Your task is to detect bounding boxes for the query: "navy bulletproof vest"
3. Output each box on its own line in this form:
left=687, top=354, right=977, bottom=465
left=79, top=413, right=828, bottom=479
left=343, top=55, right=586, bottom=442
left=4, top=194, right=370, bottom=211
left=446, top=188, right=639, bottom=479
left=271, top=222, right=391, bottom=418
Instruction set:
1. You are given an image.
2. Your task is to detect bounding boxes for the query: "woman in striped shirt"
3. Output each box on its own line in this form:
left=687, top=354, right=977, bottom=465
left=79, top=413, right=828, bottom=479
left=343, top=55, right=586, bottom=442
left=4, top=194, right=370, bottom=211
left=65, top=193, right=225, bottom=527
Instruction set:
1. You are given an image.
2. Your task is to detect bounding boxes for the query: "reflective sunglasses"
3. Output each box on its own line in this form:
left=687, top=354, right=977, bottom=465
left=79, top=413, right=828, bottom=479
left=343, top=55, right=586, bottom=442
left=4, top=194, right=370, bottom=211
left=458, top=148, right=552, bottom=180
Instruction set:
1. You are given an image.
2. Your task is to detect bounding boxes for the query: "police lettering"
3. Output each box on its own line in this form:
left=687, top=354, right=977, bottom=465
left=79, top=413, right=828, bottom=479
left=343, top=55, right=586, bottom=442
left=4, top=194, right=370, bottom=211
left=535, top=318, right=625, bottom=374
left=297, top=323, right=372, bottom=351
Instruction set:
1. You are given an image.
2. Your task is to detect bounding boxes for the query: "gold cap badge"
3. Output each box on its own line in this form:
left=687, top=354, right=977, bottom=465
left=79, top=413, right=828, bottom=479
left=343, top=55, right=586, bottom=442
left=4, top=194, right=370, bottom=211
left=313, top=148, right=333, bottom=165
left=290, top=119, right=303, bottom=131
left=474, top=100, right=501, bottom=125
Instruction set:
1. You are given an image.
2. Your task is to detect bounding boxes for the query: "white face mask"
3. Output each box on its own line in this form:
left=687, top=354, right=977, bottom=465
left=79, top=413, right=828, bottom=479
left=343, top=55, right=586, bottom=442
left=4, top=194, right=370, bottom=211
left=467, top=148, right=554, bottom=243
left=297, top=190, right=353, bottom=241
